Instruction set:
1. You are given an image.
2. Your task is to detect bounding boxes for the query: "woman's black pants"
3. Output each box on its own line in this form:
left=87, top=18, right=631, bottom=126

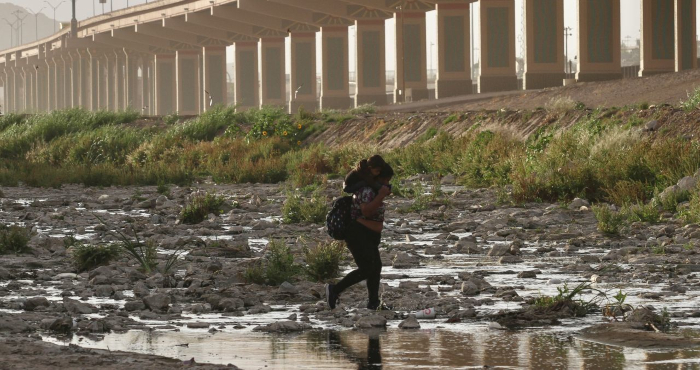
left=334, top=221, right=382, bottom=306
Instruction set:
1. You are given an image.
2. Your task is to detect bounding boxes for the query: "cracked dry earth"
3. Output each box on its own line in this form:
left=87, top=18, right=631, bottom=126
left=2, top=176, right=700, bottom=368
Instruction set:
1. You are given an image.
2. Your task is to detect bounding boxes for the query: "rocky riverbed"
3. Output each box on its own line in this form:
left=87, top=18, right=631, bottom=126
left=2, top=178, right=700, bottom=368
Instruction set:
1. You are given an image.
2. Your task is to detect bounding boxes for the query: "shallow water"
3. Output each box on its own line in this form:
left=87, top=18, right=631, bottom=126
left=44, top=327, right=700, bottom=369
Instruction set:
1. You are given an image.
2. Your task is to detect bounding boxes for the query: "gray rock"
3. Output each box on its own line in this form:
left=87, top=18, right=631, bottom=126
left=498, top=256, right=524, bottom=264
left=124, top=300, right=146, bottom=311
left=143, top=293, right=172, bottom=311
left=678, top=176, right=698, bottom=192
left=207, top=261, right=223, bottom=273
left=568, top=198, right=590, bottom=210
left=645, top=120, right=658, bottom=131
left=355, top=315, right=388, bottom=329
left=487, top=244, right=511, bottom=257
left=86, top=319, right=110, bottom=333
left=41, top=317, right=72, bottom=334
left=392, top=252, right=419, bottom=269
left=398, top=314, right=421, bottom=329
left=63, top=298, right=95, bottom=314
left=150, top=215, right=164, bottom=224
left=253, top=320, right=311, bottom=333
left=24, top=297, right=50, bottom=311
left=0, top=314, right=31, bottom=333
left=53, top=273, right=77, bottom=280
left=0, top=268, right=11, bottom=280
left=278, top=282, right=299, bottom=295
left=219, top=298, right=244, bottom=312
left=461, top=281, right=479, bottom=296
left=517, top=270, right=537, bottom=279
left=187, top=322, right=211, bottom=329
left=94, top=285, right=114, bottom=297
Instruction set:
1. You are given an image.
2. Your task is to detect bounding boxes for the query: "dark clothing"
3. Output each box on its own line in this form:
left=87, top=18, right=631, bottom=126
left=344, top=170, right=382, bottom=194
left=334, top=221, right=382, bottom=307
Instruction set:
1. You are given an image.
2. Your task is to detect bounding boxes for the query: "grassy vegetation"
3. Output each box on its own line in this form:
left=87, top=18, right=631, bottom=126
left=302, top=239, right=347, bottom=282
left=244, top=239, right=300, bottom=285
left=2, top=102, right=700, bottom=217
left=281, top=189, right=328, bottom=224
left=179, top=192, right=226, bottom=224
left=0, top=224, right=31, bottom=254
left=71, top=243, right=121, bottom=272
left=533, top=282, right=598, bottom=317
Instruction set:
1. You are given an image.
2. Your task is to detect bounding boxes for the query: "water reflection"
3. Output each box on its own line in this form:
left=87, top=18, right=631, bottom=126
left=43, top=327, right=700, bottom=369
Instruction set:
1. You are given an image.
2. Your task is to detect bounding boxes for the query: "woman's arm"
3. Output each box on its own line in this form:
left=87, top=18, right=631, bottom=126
left=360, top=186, right=390, bottom=217
left=356, top=218, right=383, bottom=233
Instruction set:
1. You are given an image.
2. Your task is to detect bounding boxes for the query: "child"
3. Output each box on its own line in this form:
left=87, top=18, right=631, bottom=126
left=343, top=155, right=386, bottom=194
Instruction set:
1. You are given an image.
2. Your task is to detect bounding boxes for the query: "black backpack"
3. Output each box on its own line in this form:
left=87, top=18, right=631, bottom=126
left=326, top=196, right=353, bottom=240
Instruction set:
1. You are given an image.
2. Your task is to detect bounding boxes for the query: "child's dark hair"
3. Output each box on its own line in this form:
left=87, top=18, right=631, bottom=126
left=356, top=155, right=386, bottom=173
left=379, top=164, right=394, bottom=179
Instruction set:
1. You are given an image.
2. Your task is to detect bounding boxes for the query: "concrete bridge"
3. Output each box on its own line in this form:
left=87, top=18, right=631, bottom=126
left=0, top=0, right=697, bottom=115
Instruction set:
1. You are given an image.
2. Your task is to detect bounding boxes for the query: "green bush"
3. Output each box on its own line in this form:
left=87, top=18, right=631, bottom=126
left=303, top=240, right=347, bottom=282
left=592, top=205, right=625, bottom=235
left=622, top=202, right=660, bottom=223
left=179, top=192, right=226, bottom=224
left=72, top=243, right=121, bottom=272
left=244, top=239, right=299, bottom=285
left=0, top=224, right=31, bottom=254
left=680, top=87, right=700, bottom=112
left=282, top=190, right=328, bottom=224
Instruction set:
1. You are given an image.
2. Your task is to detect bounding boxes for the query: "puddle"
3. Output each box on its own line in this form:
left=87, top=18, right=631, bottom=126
left=43, top=327, right=700, bottom=369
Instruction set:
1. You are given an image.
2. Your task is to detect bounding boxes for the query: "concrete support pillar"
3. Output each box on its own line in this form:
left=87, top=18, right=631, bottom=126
left=478, top=0, right=517, bottom=93
left=141, top=55, right=155, bottom=115
left=523, top=0, right=565, bottom=89
left=5, top=62, right=14, bottom=113
left=96, top=54, right=107, bottom=110
left=394, top=10, right=429, bottom=102
left=576, top=0, right=622, bottom=81
left=355, top=20, right=387, bottom=107
left=115, top=51, right=126, bottom=111
left=125, top=52, right=140, bottom=111
left=436, top=3, right=472, bottom=98
left=640, top=0, right=675, bottom=76
left=259, top=37, right=286, bottom=107
left=234, top=41, right=259, bottom=110
left=203, top=46, right=228, bottom=110
left=320, top=26, right=352, bottom=110
left=155, top=53, right=176, bottom=115
left=289, top=32, right=317, bottom=113
left=105, top=53, right=116, bottom=111
left=25, top=64, right=35, bottom=112
left=176, top=50, right=202, bottom=115
left=87, top=50, right=99, bottom=111
left=0, top=74, right=5, bottom=114
left=675, top=0, right=697, bottom=71
left=46, top=58, right=55, bottom=111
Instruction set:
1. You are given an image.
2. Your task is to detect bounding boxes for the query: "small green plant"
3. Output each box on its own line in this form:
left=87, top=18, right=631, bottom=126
left=95, top=214, right=157, bottom=273
left=533, top=282, right=598, bottom=317
left=179, top=192, right=226, bottom=224
left=443, top=114, right=458, bottom=125
left=680, top=87, right=700, bottom=112
left=0, top=225, right=32, bottom=254
left=349, top=103, right=376, bottom=115
left=602, top=289, right=633, bottom=321
left=163, top=112, right=180, bottom=125
left=639, top=102, right=650, bottom=110
left=621, top=202, right=660, bottom=223
left=652, top=245, right=666, bottom=255
left=302, top=239, right=347, bottom=282
left=592, top=205, right=625, bottom=235
left=282, top=190, right=328, bottom=224
left=655, top=189, right=691, bottom=213
left=244, top=239, right=300, bottom=285
left=156, top=181, right=171, bottom=196
left=418, top=127, right=438, bottom=143
left=71, top=243, right=121, bottom=272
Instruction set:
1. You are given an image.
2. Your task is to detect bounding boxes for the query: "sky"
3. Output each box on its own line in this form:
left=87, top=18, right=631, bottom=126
left=0, top=0, right=696, bottom=72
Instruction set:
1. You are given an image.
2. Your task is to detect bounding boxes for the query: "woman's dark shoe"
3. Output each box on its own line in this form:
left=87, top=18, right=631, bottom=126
left=325, top=284, right=339, bottom=309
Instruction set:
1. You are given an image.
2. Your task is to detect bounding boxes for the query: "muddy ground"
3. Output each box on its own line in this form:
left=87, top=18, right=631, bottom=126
left=2, top=176, right=700, bottom=367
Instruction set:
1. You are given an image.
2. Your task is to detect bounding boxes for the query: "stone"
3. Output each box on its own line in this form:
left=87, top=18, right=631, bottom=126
left=24, top=297, right=50, bottom=311
left=41, top=317, right=72, bottom=334
left=547, top=278, right=563, bottom=285
left=645, top=120, right=658, bottom=131
left=0, top=268, right=11, bottom=280
left=677, top=176, right=698, bottom=192
left=441, top=174, right=456, bottom=185
left=498, top=256, right=524, bottom=264
left=355, top=315, right=388, bottom=329
left=219, top=298, right=244, bottom=312
left=54, top=273, right=77, bottom=280
left=461, top=281, right=479, bottom=296
left=86, top=319, right=110, bottom=333
left=187, top=322, right=211, bottom=329
left=150, top=215, right=164, bottom=224
left=398, top=314, right=421, bottom=329
left=0, top=314, right=31, bottom=333
left=253, top=320, right=311, bottom=333
left=63, top=298, right=95, bottom=314
left=392, top=252, right=419, bottom=269
left=517, top=270, right=537, bottom=279
left=487, top=244, right=512, bottom=257
left=94, top=285, right=115, bottom=297
left=568, top=198, right=590, bottom=210
left=143, top=293, right=172, bottom=311
left=405, top=235, right=417, bottom=242
left=124, top=300, right=146, bottom=311
left=206, top=261, right=223, bottom=273
left=278, top=282, right=299, bottom=295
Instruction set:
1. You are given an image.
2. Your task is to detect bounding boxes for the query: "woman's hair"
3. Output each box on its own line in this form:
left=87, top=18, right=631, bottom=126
left=378, top=163, right=394, bottom=179
left=354, top=155, right=387, bottom=183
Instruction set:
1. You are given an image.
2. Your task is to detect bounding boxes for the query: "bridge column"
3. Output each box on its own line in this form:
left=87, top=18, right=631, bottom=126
left=0, top=73, right=5, bottom=114
left=143, top=55, right=155, bottom=115
left=675, top=0, right=697, bottom=71
left=203, top=46, right=228, bottom=110
left=523, top=0, right=564, bottom=89
left=320, top=26, right=352, bottom=110
left=640, top=0, right=675, bottom=76
left=395, top=10, right=429, bottom=102
left=125, top=52, right=140, bottom=111
left=46, top=58, right=55, bottom=111
left=155, top=53, right=177, bottom=115
left=576, top=0, right=622, bottom=81
left=114, top=51, right=126, bottom=111
left=478, top=0, right=517, bottom=93
left=234, top=41, right=259, bottom=110
left=105, top=53, right=116, bottom=111
left=355, top=20, right=387, bottom=107
left=289, top=32, right=317, bottom=113
left=259, top=37, right=286, bottom=107
left=436, top=3, right=472, bottom=98
left=176, top=50, right=202, bottom=115
left=87, top=49, right=100, bottom=111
